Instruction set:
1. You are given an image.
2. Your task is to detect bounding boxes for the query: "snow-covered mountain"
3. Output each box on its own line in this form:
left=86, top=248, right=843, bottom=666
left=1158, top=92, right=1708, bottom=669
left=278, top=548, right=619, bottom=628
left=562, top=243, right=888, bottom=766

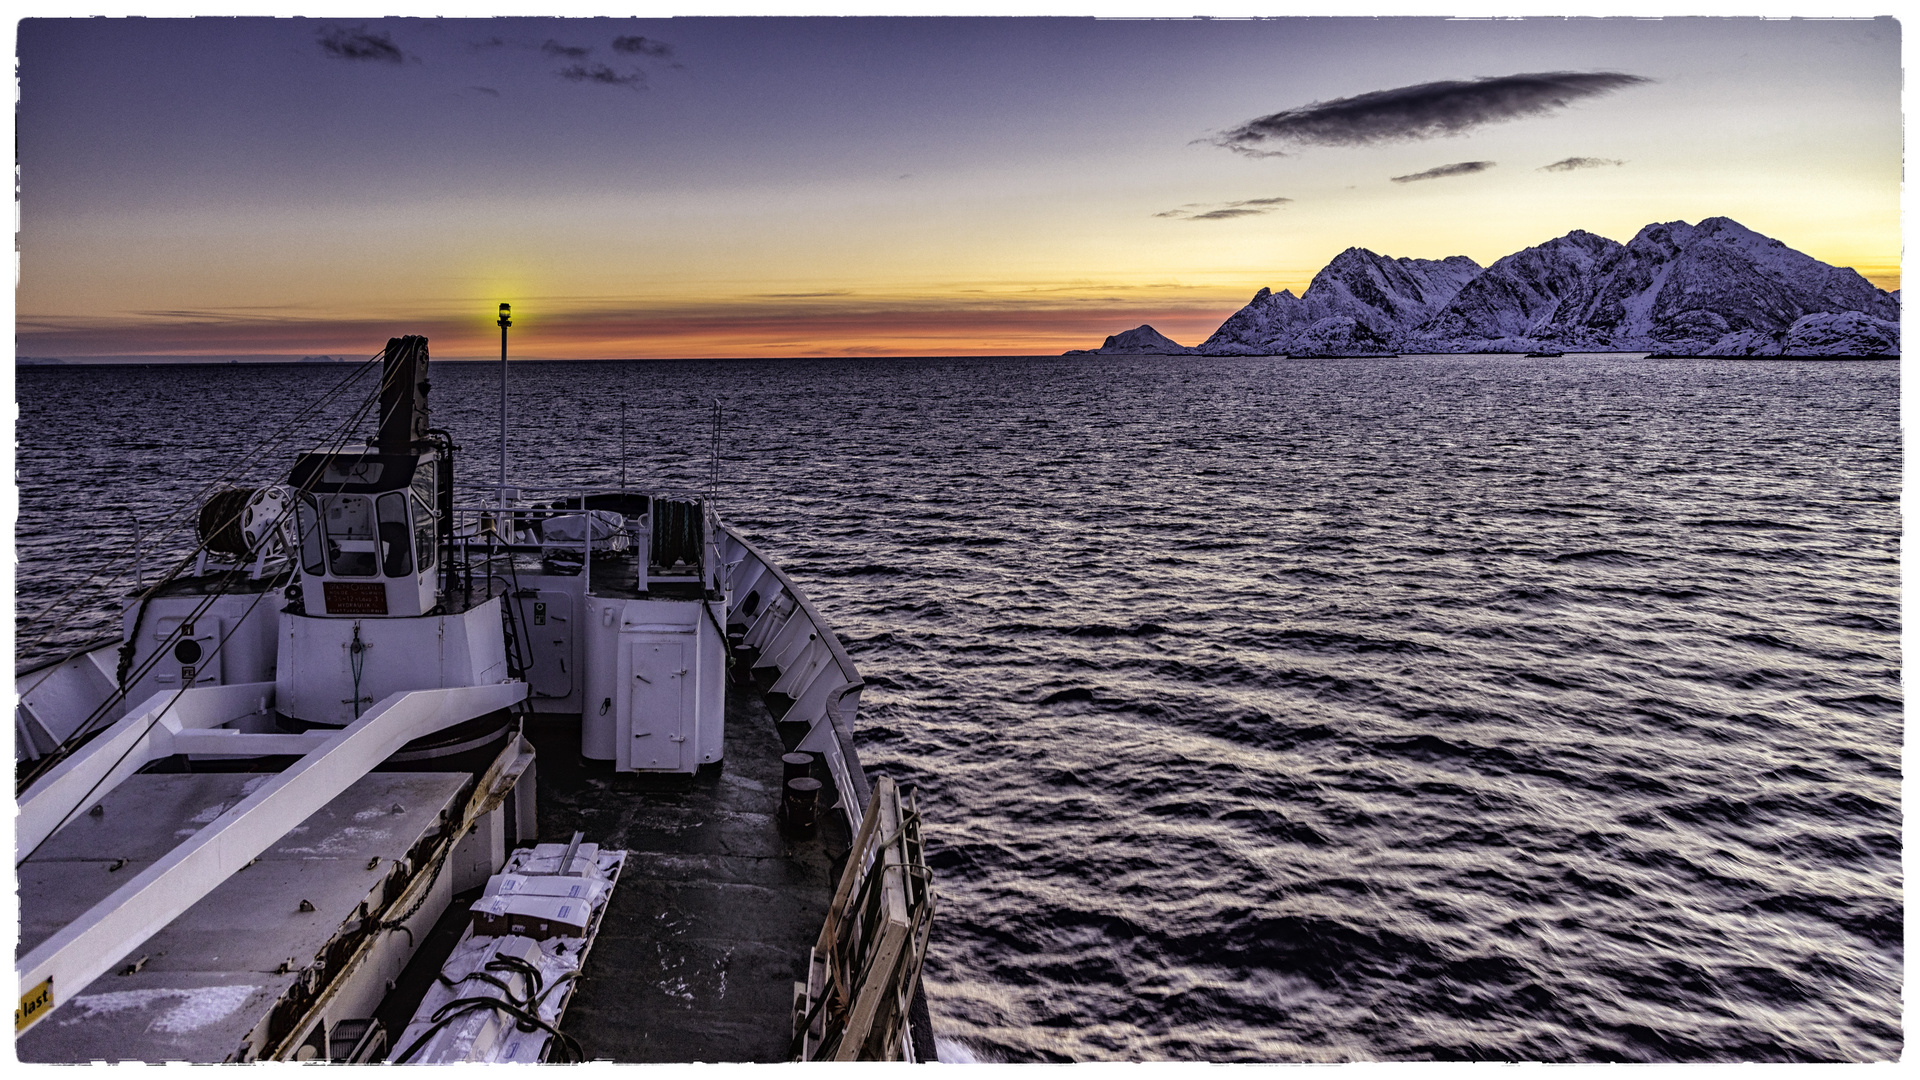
left=1065, top=217, right=1898, bottom=357
left=1402, top=229, right=1623, bottom=352
left=1199, top=249, right=1482, bottom=356
left=1062, top=324, right=1198, bottom=355
left=1776, top=311, right=1900, bottom=356
left=1550, top=217, right=1897, bottom=354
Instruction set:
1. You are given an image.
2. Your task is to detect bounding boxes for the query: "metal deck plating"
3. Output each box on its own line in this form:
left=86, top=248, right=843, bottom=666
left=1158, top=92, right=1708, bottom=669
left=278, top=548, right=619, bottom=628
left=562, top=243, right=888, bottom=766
left=17, top=772, right=468, bottom=1062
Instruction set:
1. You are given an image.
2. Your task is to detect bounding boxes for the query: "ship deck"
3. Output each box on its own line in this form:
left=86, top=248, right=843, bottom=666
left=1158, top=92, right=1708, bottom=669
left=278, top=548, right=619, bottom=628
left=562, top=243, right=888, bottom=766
left=380, top=665, right=852, bottom=1062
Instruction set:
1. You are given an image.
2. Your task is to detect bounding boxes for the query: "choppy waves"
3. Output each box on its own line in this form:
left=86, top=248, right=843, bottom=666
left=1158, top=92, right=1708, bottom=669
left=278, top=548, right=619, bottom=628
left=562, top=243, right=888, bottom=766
left=15, top=354, right=1901, bottom=1060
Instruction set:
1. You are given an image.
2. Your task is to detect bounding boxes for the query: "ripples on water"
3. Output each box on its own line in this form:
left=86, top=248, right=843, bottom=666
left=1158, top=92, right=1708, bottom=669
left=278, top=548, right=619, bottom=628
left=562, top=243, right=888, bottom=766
left=14, top=354, right=1901, bottom=1061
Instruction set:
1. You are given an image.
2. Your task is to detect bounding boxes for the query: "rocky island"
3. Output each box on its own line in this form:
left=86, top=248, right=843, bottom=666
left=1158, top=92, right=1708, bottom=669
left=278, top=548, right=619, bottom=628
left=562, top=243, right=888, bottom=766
left=1063, top=324, right=1200, bottom=355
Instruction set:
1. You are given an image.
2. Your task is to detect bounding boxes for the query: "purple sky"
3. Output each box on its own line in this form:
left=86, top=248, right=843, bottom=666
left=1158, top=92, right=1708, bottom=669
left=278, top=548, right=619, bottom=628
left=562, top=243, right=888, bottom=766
left=15, top=15, right=1903, bottom=358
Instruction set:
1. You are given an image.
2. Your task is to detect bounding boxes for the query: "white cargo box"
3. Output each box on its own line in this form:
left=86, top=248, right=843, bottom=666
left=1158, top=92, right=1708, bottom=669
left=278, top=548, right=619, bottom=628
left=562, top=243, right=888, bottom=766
left=470, top=893, right=592, bottom=939
left=511, top=841, right=602, bottom=875
left=483, top=872, right=610, bottom=906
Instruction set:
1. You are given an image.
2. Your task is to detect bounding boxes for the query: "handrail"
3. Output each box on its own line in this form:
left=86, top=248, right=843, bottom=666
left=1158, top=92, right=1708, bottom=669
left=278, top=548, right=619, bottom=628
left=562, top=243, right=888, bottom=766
left=15, top=635, right=120, bottom=682
left=716, top=522, right=873, bottom=817
left=717, top=524, right=864, bottom=693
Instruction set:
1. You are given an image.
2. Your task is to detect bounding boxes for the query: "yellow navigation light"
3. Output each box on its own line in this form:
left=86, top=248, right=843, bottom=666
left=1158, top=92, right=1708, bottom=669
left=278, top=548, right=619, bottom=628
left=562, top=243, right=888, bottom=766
left=497, top=302, right=512, bottom=328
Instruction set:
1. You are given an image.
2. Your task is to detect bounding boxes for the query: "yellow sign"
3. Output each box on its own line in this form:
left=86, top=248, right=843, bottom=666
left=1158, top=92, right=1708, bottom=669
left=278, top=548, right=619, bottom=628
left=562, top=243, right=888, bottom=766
left=17, top=977, right=52, bottom=1033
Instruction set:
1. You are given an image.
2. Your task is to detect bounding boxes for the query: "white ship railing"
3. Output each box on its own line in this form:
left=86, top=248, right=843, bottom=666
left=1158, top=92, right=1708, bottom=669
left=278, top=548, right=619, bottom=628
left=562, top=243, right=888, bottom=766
left=15, top=636, right=126, bottom=761
left=717, top=524, right=872, bottom=828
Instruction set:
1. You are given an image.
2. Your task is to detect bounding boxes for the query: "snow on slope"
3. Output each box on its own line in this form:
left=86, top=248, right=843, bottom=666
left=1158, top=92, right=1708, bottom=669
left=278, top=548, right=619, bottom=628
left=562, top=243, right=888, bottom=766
left=1067, top=217, right=1898, bottom=358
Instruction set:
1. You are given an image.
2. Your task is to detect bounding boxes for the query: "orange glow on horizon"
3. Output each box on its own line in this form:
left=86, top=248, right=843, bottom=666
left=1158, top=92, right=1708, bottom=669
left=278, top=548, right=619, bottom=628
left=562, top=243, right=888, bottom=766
left=18, top=247, right=1895, bottom=362
left=14, top=301, right=1251, bottom=361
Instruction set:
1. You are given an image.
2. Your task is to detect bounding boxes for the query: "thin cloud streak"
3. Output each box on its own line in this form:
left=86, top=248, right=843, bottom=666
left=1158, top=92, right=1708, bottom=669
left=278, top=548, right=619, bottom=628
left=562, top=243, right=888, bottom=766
left=1216, top=71, right=1651, bottom=156
left=559, top=64, right=645, bottom=89
left=1540, top=156, right=1626, bottom=171
left=317, top=27, right=405, bottom=63
left=1156, top=196, right=1292, bottom=220
left=1391, top=161, right=1495, bottom=184
left=611, top=36, right=673, bottom=58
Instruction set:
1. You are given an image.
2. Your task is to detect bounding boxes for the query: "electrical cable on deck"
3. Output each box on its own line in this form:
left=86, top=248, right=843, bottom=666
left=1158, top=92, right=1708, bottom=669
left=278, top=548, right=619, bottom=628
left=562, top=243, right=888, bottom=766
left=391, top=995, right=583, bottom=1064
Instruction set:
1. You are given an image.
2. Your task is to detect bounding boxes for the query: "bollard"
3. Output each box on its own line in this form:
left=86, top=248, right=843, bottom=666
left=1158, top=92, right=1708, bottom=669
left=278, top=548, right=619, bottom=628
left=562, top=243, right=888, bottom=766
left=784, top=777, right=823, bottom=837
left=782, top=752, right=815, bottom=785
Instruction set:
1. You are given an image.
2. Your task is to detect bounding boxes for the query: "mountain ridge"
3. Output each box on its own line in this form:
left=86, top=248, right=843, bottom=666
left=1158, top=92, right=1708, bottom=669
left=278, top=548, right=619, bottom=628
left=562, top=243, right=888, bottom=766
left=1067, top=217, right=1898, bottom=357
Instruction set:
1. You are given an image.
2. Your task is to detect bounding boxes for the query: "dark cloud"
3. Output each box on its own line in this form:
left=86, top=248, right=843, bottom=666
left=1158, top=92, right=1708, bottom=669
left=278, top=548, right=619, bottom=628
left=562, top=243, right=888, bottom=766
left=542, top=40, right=591, bottom=59
left=1391, top=161, right=1496, bottom=184
left=318, top=27, right=404, bottom=64
left=612, top=36, right=674, bottom=58
left=470, top=86, right=500, bottom=97
left=1216, top=71, right=1651, bottom=156
left=471, top=37, right=505, bottom=51
left=559, top=64, right=646, bottom=90
left=1540, top=156, right=1625, bottom=172
left=1156, top=196, right=1292, bottom=220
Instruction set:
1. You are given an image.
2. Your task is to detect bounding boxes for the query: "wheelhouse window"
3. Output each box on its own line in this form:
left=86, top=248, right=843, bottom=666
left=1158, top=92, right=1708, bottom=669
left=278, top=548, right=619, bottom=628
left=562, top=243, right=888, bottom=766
left=413, top=492, right=436, bottom=571
left=411, top=465, right=437, bottom=572
left=321, top=458, right=385, bottom=486
left=295, top=495, right=326, bottom=576
left=376, top=492, right=414, bottom=578
left=325, top=495, right=378, bottom=577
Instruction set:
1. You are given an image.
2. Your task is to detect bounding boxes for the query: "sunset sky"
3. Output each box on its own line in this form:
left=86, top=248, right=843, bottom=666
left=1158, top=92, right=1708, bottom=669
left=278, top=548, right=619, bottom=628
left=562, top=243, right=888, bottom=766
left=14, top=12, right=1903, bottom=360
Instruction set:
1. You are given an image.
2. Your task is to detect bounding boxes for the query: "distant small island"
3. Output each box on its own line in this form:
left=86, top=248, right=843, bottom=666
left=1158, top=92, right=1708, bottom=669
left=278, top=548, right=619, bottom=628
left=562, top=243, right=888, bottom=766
left=1067, top=217, right=1899, bottom=358
left=1063, top=325, right=1197, bottom=356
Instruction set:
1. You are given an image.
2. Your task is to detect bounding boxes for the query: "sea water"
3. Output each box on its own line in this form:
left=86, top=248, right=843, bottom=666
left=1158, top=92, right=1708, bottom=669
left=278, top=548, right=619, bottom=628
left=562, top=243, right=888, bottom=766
left=14, top=354, right=1901, bottom=1061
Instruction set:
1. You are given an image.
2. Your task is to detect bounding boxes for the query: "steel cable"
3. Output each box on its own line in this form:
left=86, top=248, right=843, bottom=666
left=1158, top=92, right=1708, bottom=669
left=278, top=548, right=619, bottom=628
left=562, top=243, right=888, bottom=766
left=16, top=352, right=413, bottom=798
left=16, top=351, right=387, bottom=654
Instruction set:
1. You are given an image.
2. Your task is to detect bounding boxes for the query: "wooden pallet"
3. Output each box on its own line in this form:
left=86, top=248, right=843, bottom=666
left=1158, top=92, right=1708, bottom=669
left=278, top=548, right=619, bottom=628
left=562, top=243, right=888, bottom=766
left=791, top=776, right=932, bottom=1061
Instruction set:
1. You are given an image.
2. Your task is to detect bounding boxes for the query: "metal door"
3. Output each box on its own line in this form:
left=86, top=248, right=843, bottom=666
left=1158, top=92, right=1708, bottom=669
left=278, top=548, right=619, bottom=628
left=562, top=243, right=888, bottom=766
left=627, top=639, right=688, bottom=771
left=525, top=593, right=573, bottom=701
left=153, top=616, right=223, bottom=689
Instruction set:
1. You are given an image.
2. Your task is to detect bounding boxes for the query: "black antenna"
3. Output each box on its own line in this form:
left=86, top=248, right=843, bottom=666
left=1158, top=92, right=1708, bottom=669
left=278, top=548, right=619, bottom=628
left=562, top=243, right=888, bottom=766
left=620, top=400, right=628, bottom=490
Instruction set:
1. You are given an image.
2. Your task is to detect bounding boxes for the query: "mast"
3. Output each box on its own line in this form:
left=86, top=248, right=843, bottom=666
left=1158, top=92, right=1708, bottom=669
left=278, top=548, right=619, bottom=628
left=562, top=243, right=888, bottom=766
left=497, top=302, right=511, bottom=505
